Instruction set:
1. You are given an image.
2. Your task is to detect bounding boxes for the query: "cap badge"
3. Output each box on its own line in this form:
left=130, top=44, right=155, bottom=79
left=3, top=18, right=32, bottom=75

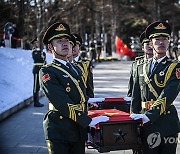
left=155, top=23, right=166, bottom=30
left=55, top=24, right=66, bottom=31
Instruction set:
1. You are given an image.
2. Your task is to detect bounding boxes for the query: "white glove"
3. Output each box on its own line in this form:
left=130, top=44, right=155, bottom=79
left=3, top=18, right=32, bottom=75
left=130, top=114, right=150, bottom=124
left=89, top=116, right=109, bottom=127
left=88, top=97, right=105, bottom=103
left=124, top=97, right=131, bottom=101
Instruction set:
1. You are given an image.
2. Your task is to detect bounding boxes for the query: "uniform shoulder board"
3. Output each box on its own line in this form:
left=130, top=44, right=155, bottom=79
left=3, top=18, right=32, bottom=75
left=137, top=61, right=144, bottom=66
left=167, top=59, right=179, bottom=63
left=32, top=49, right=36, bottom=52
left=136, top=57, right=145, bottom=65
left=81, top=59, right=90, bottom=62
left=81, top=59, right=91, bottom=64
left=135, top=55, right=144, bottom=61
left=137, top=59, right=146, bottom=66
left=172, top=60, right=179, bottom=63
left=43, top=63, right=52, bottom=68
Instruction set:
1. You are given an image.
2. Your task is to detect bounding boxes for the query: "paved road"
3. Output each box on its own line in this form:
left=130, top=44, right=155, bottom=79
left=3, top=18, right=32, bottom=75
left=0, top=61, right=179, bottom=154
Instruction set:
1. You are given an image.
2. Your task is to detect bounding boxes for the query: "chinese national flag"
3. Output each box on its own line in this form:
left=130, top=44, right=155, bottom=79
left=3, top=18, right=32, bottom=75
left=115, top=36, right=123, bottom=54
left=115, top=36, right=135, bottom=58
left=88, top=109, right=132, bottom=122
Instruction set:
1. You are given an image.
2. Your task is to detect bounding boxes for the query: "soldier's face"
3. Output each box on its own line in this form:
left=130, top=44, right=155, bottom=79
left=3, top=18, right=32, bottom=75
left=151, top=36, right=170, bottom=54
left=73, top=44, right=80, bottom=58
left=143, top=42, right=153, bottom=56
left=33, top=41, right=39, bottom=48
left=50, top=37, right=71, bottom=57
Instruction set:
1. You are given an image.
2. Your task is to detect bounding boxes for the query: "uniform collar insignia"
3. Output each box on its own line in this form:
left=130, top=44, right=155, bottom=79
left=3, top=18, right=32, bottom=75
left=55, top=24, right=66, bottom=31
left=155, top=23, right=166, bottom=30
left=162, top=60, right=166, bottom=64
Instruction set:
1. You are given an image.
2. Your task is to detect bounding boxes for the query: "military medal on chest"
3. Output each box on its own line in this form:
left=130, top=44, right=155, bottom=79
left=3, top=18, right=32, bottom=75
left=66, top=83, right=71, bottom=92
left=159, top=71, right=165, bottom=76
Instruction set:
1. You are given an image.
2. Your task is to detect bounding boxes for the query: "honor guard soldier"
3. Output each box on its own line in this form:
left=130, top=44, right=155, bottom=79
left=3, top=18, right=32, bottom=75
left=39, top=22, right=109, bottom=154
left=89, top=42, right=96, bottom=66
left=130, top=21, right=180, bottom=154
left=128, top=31, right=153, bottom=154
left=80, top=45, right=88, bottom=59
left=96, top=40, right=102, bottom=62
left=72, top=33, right=94, bottom=98
left=127, top=31, right=153, bottom=97
left=31, top=38, right=46, bottom=107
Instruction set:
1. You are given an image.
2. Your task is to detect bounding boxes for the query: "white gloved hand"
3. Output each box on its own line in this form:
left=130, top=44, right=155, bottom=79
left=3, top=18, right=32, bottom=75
left=88, top=97, right=105, bottom=103
left=89, top=115, right=109, bottom=127
left=124, top=97, right=132, bottom=101
left=130, top=114, right=150, bottom=124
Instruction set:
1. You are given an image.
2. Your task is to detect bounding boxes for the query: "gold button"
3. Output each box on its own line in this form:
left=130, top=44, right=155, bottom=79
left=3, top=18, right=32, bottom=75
left=167, top=111, right=170, bottom=114
left=78, top=80, right=80, bottom=83
left=157, top=107, right=160, bottom=109
left=59, top=116, right=63, bottom=119
left=78, top=113, right=81, bottom=116
left=164, top=112, right=166, bottom=115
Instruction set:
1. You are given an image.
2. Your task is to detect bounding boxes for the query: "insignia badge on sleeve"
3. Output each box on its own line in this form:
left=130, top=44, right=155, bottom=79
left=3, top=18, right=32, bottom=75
left=176, top=68, right=180, bottom=79
left=42, top=73, right=50, bottom=83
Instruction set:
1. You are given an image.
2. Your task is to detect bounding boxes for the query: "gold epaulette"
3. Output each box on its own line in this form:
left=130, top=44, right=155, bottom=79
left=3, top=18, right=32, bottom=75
left=42, top=63, right=52, bottom=68
left=135, top=56, right=145, bottom=66
left=172, top=60, right=179, bottom=63
left=167, top=58, right=178, bottom=62
left=34, top=63, right=44, bottom=66
left=32, top=48, right=36, bottom=52
left=137, top=59, right=146, bottom=66
left=135, top=55, right=144, bottom=61
left=81, top=59, right=91, bottom=62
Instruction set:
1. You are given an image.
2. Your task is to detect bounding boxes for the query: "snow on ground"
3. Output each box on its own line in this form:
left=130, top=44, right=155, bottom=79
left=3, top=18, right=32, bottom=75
left=0, top=47, right=52, bottom=114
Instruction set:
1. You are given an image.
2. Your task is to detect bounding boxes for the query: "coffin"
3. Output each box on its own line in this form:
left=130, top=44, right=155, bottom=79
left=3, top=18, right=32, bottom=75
left=87, top=109, right=141, bottom=153
left=90, top=97, right=130, bottom=113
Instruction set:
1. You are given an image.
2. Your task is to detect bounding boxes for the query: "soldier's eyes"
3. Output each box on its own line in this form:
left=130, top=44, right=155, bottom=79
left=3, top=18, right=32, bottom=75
left=57, top=39, right=63, bottom=43
left=154, top=38, right=168, bottom=41
left=57, top=39, right=69, bottom=43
